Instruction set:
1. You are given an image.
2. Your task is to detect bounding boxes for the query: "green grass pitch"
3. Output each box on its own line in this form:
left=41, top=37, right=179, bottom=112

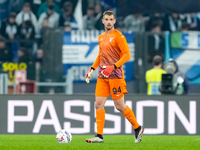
left=0, top=135, right=200, bottom=150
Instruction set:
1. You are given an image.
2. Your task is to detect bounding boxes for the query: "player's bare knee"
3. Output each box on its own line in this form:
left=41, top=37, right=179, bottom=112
left=95, top=102, right=104, bottom=110
left=114, top=105, right=123, bottom=112
left=115, top=104, right=126, bottom=112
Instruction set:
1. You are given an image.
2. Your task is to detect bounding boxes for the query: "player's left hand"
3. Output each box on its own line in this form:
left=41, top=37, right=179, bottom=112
left=101, top=65, right=115, bottom=78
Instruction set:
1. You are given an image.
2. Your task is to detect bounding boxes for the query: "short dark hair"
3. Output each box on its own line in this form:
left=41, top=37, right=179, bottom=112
left=23, top=2, right=30, bottom=8
left=0, top=37, right=6, bottom=43
left=153, top=55, right=162, bottom=66
left=87, top=7, right=94, bottom=11
left=9, top=12, right=16, bottom=19
left=181, top=22, right=189, bottom=30
left=103, top=10, right=115, bottom=18
left=63, top=1, right=73, bottom=9
left=48, top=4, right=54, bottom=10
left=19, top=47, right=27, bottom=53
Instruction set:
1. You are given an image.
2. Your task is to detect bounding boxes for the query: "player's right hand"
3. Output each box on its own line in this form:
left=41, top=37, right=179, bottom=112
left=101, top=65, right=115, bottom=78
left=85, top=68, right=94, bottom=83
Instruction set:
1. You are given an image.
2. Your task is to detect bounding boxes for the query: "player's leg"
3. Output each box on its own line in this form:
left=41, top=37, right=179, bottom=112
left=86, top=96, right=107, bottom=143
left=110, top=79, right=144, bottom=143
left=119, top=99, right=144, bottom=143
left=86, top=78, right=109, bottom=143
left=95, top=96, right=107, bottom=137
left=113, top=96, right=140, bottom=129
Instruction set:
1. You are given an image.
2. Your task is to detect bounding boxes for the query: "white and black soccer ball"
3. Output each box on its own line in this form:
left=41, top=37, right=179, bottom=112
left=56, top=129, right=72, bottom=143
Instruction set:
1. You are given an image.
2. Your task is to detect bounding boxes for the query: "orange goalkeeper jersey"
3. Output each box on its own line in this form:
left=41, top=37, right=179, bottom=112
left=98, top=29, right=130, bottom=79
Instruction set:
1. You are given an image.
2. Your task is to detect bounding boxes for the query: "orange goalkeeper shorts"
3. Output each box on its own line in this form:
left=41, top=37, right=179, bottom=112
left=95, top=78, right=128, bottom=100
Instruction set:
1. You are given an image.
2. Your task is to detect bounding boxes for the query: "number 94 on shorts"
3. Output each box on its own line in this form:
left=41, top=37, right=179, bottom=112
left=95, top=78, right=128, bottom=99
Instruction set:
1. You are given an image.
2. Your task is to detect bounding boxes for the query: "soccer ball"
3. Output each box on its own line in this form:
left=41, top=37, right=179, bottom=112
left=56, top=129, right=72, bottom=143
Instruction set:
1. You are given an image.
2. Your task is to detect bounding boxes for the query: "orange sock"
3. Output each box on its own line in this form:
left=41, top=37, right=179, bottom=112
left=96, top=108, right=105, bottom=135
left=122, top=106, right=139, bottom=129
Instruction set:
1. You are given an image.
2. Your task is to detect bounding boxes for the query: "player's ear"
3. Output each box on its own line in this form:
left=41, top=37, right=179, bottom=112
left=114, top=19, right=116, bottom=24
left=102, top=18, right=104, bottom=24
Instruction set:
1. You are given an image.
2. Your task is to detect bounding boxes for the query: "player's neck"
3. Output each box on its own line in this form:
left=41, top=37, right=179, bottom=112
left=105, top=28, right=115, bottom=35
left=154, top=65, right=161, bottom=69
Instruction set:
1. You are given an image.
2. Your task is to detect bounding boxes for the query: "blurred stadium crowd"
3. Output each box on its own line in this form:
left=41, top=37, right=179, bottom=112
left=1, top=0, right=200, bottom=67
left=0, top=0, right=200, bottom=93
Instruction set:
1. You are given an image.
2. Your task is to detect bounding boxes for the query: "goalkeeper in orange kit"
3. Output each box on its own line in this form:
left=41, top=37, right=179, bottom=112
left=85, top=10, right=144, bottom=143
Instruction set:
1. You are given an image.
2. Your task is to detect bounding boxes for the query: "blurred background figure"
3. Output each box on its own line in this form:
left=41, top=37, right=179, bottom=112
left=162, top=13, right=182, bottom=32
left=18, top=47, right=30, bottom=63
left=94, top=3, right=104, bottom=30
left=146, top=55, right=166, bottom=95
left=18, top=46, right=35, bottom=80
left=59, top=1, right=78, bottom=30
left=83, top=7, right=96, bottom=30
left=15, top=2, right=38, bottom=34
left=64, top=22, right=72, bottom=31
left=160, top=59, right=189, bottom=95
left=116, top=16, right=125, bottom=32
left=35, top=46, right=43, bottom=65
left=123, top=12, right=145, bottom=32
left=38, top=4, right=59, bottom=32
left=184, top=12, right=200, bottom=31
left=146, top=12, right=163, bottom=31
left=37, top=0, right=61, bottom=18
left=18, top=20, right=35, bottom=40
left=147, top=20, right=165, bottom=64
left=0, top=12, right=18, bottom=40
left=0, top=37, right=13, bottom=63
left=181, top=22, right=189, bottom=32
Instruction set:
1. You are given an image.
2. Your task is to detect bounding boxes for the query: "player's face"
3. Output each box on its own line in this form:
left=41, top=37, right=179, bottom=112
left=102, top=14, right=116, bottom=30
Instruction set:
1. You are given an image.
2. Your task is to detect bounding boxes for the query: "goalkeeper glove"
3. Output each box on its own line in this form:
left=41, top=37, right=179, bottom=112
left=101, top=65, right=117, bottom=78
left=85, top=67, right=95, bottom=83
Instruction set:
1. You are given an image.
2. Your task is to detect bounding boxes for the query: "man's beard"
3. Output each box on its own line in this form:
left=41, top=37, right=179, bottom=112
left=105, top=25, right=112, bottom=30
